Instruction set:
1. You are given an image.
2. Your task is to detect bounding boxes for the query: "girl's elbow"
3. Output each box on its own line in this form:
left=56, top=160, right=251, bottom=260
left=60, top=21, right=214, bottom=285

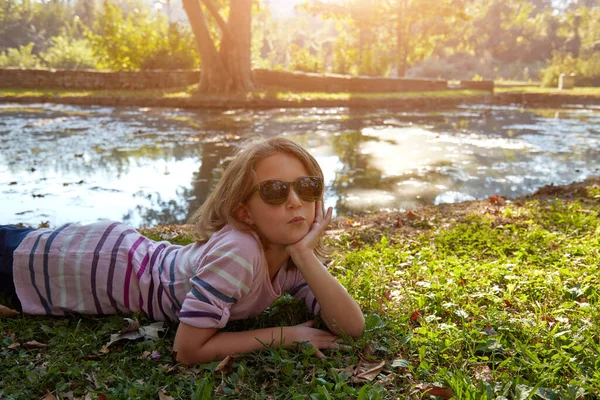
left=349, top=314, right=365, bottom=338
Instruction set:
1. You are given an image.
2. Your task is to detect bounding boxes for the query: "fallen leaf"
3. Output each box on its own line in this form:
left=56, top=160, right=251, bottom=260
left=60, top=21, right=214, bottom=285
left=41, top=389, right=56, bottom=400
left=105, top=331, right=143, bottom=348
left=0, top=304, right=19, bottom=317
left=362, top=343, right=376, bottom=357
left=139, top=351, right=152, bottom=359
left=83, top=353, right=105, bottom=361
left=24, top=340, right=48, bottom=349
left=351, top=355, right=386, bottom=383
left=410, top=310, right=421, bottom=322
left=158, top=390, right=174, bottom=400
left=474, top=365, right=493, bottom=382
left=407, top=210, right=421, bottom=221
left=215, top=355, right=234, bottom=374
left=139, top=322, right=165, bottom=340
left=413, top=383, right=453, bottom=399
left=7, top=342, right=21, bottom=350
left=59, top=391, right=74, bottom=400
left=120, top=318, right=141, bottom=334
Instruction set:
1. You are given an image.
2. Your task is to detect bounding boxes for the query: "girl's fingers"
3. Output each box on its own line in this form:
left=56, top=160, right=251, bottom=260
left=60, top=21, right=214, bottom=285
left=315, top=201, right=323, bottom=222
left=314, top=348, right=326, bottom=359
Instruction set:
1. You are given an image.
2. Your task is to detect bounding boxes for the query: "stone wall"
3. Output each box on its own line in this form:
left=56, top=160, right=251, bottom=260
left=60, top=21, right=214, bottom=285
left=0, top=67, right=494, bottom=92
left=0, top=68, right=200, bottom=90
left=253, top=69, right=451, bottom=92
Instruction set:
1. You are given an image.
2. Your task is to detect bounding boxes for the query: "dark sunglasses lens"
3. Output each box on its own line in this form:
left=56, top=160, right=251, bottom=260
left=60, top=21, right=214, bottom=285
left=296, top=177, right=323, bottom=201
left=260, top=180, right=289, bottom=205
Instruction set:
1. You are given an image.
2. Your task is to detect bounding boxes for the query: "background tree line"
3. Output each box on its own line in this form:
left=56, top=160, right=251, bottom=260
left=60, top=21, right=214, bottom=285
left=0, top=0, right=598, bottom=88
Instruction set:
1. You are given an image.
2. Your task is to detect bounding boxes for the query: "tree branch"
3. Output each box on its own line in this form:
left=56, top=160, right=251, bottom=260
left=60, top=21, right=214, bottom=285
left=200, top=0, right=235, bottom=43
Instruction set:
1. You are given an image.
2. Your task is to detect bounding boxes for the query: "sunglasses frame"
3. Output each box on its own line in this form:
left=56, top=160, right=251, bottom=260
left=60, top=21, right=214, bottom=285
left=246, top=176, right=324, bottom=205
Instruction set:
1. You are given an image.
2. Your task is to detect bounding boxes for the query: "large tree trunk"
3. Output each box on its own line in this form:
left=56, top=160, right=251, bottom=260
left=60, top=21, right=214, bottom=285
left=182, top=0, right=231, bottom=93
left=183, top=0, right=254, bottom=94
left=221, top=0, right=254, bottom=92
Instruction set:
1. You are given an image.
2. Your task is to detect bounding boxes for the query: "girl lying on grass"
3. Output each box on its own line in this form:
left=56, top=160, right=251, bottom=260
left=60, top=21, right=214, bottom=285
left=0, top=137, right=364, bottom=365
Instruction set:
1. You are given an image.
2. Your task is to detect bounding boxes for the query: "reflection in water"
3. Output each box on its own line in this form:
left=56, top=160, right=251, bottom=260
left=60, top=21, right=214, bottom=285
left=1, top=103, right=599, bottom=228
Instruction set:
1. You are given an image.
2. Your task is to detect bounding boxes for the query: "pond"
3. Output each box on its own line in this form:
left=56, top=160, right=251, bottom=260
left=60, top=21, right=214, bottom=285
left=1, top=102, right=599, bottom=228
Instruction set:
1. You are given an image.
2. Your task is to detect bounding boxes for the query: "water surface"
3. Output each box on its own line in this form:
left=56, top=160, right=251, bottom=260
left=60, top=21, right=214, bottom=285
left=1, top=103, right=599, bottom=228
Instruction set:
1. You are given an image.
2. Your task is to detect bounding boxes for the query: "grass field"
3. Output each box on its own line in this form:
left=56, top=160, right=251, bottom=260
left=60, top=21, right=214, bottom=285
left=1, top=179, right=599, bottom=399
left=495, top=86, right=600, bottom=95
left=0, top=87, right=490, bottom=102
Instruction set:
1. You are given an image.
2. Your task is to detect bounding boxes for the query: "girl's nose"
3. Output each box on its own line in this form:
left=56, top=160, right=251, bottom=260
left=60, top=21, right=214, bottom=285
left=286, top=187, right=303, bottom=209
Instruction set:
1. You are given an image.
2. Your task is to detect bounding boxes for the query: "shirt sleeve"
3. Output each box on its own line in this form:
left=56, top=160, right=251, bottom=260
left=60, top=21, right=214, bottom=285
left=178, top=232, right=259, bottom=329
left=285, top=267, right=321, bottom=316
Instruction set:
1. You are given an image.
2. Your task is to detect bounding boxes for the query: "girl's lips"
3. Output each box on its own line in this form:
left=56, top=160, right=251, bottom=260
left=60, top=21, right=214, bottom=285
left=289, top=217, right=305, bottom=223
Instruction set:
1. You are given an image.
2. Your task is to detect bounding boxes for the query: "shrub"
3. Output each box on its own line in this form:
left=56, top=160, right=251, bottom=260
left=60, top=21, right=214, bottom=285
left=540, top=51, right=600, bottom=87
left=0, top=43, right=41, bottom=68
left=86, top=0, right=199, bottom=71
left=289, top=43, right=322, bottom=73
left=39, top=36, right=98, bottom=70
left=406, top=53, right=545, bottom=82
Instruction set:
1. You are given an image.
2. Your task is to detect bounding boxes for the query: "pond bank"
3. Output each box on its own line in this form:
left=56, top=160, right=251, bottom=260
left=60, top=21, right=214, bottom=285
left=1, top=88, right=598, bottom=110
left=141, top=176, right=600, bottom=243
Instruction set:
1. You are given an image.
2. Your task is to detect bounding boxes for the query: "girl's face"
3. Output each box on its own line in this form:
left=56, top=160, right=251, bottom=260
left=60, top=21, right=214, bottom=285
left=241, top=152, right=318, bottom=249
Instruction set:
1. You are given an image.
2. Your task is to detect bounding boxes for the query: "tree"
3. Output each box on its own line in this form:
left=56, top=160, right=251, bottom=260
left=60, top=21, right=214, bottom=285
left=301, top=0, right=470, bottom=77
left=182, top=0, right=254, bottom=93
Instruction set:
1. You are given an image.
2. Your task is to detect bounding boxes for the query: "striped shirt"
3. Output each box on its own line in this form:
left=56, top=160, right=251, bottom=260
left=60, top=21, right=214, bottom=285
left=12, top=222, right=320, bottom=328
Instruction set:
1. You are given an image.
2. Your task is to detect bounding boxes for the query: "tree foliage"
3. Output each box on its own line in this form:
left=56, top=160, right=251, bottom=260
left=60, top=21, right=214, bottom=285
left=86, top=0, right=199, bottom=71
left=0, top=0, right=598, bottom=83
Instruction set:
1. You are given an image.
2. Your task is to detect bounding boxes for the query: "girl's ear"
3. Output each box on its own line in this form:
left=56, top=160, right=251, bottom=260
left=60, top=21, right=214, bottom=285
left=235, top=202, right=254, bottom=226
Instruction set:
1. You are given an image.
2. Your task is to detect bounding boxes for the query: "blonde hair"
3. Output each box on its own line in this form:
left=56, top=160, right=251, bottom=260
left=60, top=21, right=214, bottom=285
left=189, top=136, right=329, bottom=258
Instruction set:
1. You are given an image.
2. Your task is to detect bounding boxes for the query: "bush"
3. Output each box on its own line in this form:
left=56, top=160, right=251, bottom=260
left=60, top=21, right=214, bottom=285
left=540, top=51, right=600, bottom=87
left=406, top=53, right=545, bottom=82
left=0, top=43, right=41, bottom=68
left=289, top=43, right=322, bottom=73
left=39, top=36, right=98, bottom=70
left=86, top=0, right=199, bottom=71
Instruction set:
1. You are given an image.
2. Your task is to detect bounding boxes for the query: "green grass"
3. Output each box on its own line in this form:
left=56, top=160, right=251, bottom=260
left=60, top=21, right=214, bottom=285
left=495, top=86, right=600, bottom=95
left=0, top=87, right=489, bottom=102
left=2, top=183, right=600, bottom=399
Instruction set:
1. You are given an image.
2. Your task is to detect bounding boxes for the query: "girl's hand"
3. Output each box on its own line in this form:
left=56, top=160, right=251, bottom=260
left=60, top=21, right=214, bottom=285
left=290, top=320, right=345, bottom=359
left=287, top=201, right=332, bottom=262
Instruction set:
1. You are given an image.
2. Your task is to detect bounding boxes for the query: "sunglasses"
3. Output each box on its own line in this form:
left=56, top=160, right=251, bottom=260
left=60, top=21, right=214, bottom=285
left=246, top=176, right=324, bottom=205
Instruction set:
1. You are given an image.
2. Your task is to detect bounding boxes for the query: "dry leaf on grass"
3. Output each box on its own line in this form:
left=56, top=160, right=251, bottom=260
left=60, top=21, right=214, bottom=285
left=412, top=383, right=453, bottom=399
left=41, top=389, right=56, bottom=400
left=350, top=355, right=386, bottom=383
left=59, top=392, right=74, bottom=400
left=474, top=365, right=493, bottom=382
left=7, top=342, right=21, bottom=350
left=215, top=355, right=234, bottom=374
left=158, top=390, right=174, bottom=400
left=24, top=340, right=48, bottom=349
left=120, top=318, right=141, bottom=334
left=104, top=320, right=165, bottom=348
left=0, top=304, right=19, bottom=317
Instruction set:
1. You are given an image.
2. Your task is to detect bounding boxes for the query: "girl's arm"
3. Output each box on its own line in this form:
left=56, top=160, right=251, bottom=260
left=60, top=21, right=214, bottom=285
left=173, top=320, right=340, bottom=364
left=288, top=204, right=365, bottom=338
left=291, top=252, right=365, bottom=338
